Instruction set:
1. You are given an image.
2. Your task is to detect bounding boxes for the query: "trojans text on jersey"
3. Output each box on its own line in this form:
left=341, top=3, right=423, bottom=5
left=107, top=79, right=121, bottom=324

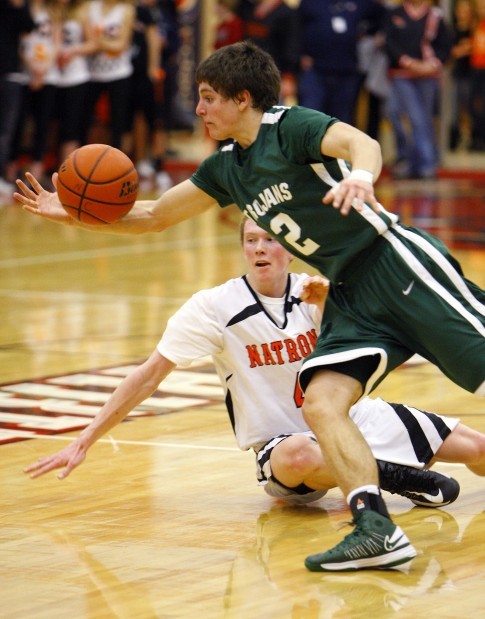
left=244, top=182, right=293, bottom=219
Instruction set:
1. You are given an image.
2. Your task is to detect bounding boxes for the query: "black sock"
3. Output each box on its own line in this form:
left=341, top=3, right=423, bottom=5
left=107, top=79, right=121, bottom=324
left=349, top=490, right=391, bottom=520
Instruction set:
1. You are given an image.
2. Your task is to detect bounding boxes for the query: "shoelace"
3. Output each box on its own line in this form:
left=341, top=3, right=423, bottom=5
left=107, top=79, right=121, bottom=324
left=337, top=515, right=365, bottom=537
left=378, top=461, right=437, bottom=494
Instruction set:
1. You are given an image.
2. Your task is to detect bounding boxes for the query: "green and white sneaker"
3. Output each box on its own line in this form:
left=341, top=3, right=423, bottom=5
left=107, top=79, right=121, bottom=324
left=305, top=510, right=417, bottom=572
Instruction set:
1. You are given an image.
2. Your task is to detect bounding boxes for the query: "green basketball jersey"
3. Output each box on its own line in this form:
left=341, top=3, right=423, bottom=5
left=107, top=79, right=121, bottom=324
left=191, top=106, right=399, bottom=281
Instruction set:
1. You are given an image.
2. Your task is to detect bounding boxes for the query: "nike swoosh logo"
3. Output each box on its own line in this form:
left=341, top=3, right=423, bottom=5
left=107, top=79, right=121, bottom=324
left=402, top=281, right=414, bottom=296
left=384, top=534, right=403, bottom=551
left=410, top=489, right=444, bottom=503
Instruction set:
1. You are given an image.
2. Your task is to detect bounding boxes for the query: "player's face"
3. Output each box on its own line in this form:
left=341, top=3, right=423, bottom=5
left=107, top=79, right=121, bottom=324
left=242, top=220, right=293, bottom=294
left=196, top=83, right=241, bottom=142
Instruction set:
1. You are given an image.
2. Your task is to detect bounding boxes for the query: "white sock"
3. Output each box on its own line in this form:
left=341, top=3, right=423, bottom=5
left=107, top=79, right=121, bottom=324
left=347, top=484, right=380, bottom=504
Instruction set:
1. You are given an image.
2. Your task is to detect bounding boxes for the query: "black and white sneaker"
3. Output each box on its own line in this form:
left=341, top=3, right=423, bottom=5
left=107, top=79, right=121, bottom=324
left=377, top=460, right=460, bottom=507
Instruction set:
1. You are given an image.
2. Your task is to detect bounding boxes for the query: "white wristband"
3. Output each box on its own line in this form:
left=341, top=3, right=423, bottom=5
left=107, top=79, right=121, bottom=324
left=348, top=169, right=374, bottom=184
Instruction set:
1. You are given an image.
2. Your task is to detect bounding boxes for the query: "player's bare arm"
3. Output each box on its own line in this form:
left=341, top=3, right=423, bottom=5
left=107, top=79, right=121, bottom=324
left=137, top=180, right=217, bottom=233
left=24, top=350, right=176, bottom=479
left=320, top=122, right=382, bottom=216
left=15, top=175, right=216, bottom=234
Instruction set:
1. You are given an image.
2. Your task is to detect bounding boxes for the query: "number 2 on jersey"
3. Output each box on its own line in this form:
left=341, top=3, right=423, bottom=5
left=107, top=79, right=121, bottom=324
left=270, top=213, right=320, bottom=256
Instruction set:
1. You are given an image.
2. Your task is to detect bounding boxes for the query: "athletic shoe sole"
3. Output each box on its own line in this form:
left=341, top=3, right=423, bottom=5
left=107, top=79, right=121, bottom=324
left=305, top=544, right=417, bottom=572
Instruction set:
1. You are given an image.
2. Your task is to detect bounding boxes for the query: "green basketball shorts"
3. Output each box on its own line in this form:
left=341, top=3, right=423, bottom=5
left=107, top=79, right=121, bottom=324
left=300, top=224, right=485, bottom=397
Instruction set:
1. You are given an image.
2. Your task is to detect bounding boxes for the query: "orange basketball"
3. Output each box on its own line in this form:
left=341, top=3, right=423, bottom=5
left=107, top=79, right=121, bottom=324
left=57, top=144, right=139, bottom=224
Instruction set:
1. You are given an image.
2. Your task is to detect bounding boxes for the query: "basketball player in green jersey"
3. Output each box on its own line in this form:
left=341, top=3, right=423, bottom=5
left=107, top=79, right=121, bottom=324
left=15, top=41, right=485, bottom=573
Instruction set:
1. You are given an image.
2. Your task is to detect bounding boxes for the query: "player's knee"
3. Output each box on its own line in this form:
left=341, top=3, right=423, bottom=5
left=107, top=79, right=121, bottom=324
left=467, top=435, right=485, bottom=475
left=278, top=435, right=322, bottom=476
left=301, top=372, right=360, bottom=427
left=302, top=392, right=346, bottom=429
left=301, top=391, right=332, bottom=426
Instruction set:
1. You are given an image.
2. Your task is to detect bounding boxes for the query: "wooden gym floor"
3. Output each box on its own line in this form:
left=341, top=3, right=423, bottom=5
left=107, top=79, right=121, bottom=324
left=0, top=163, right=484, bottom=618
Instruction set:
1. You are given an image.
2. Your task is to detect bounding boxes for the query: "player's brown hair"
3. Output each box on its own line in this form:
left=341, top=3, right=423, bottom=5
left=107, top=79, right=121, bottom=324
left=239, top=215, right=251, bottom=244
left=196, top=41, right=281, bottom=112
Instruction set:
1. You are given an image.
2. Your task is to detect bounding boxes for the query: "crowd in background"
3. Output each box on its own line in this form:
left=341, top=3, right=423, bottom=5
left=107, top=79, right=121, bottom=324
left=0, top=0, right=181, bottom=196
left=0, top=0, right=484, bottom=199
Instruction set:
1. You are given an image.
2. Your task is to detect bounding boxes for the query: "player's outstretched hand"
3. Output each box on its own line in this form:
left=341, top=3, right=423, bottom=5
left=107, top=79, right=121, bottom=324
left=323, top=177, right=381, bottom=216
left=14, top=172, right=72, bottom=224
left=300, top=275, right=330, bottom=307
left=24, top=439, right=87, bottom=479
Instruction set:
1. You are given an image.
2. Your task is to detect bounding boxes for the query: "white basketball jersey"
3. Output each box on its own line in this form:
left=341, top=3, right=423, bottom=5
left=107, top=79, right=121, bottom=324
left=157, top=274, right=319, bottom=450
left=22, top=8, right=60, bottom=86
left=88, top=1, right=133, bottom=82
left=59, top=18, right=91, bottom=87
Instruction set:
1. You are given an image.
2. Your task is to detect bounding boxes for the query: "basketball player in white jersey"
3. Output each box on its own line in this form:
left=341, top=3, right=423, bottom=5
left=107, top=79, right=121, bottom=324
left=25, top=218, right=484, bottom=519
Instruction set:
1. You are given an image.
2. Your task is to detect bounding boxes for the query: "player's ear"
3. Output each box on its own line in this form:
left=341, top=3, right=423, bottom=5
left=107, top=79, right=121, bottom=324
left=235, top=90, right=252, bottom=110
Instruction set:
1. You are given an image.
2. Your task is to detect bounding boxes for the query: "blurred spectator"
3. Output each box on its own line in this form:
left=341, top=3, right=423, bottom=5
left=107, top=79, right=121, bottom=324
left=384, top=68, right=409, bottom=170
left=14, top=0, right=62, bottom=183
left=84, top=0, right=135, bottom=150
left=297, top=0, right=384, bottom=124
left=0, top=0, right=35, bottom=196
left=157, top=0, right=194, bottom=131
left=124, top=0, right=172, bottom=192
left=469, top=0, right=485, bottom=151
left=238, top=0, right=299, bottom=103
left=214, top=0, right=244, bottom=50
left=57, top=0, right=96, bottom=164
left=384, top=0, right=452, bottom=179
left=448, top=0, right=475, bottom=151
left=356, top=1, right=388, bottom=140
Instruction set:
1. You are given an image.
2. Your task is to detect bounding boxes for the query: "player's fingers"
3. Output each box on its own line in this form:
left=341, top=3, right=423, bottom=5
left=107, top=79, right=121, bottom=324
left=299, top=288, right=310, bottom=302
left=25, top=465, right=48, bottom=479
left=15, top=179, right=38, bottom=200
left=15, top=193, right=42, bottom=213
left=301, top=278, right=328, bottom=303
left=24, top=172, right=44, bottom=193
left=23, top=455, right=51, bottom=472
left=349, top=188, right=367, bottom=212
left=328, top=184, right=355, bottom=215
left=322, top=181, right=342, bottom=204
left=13, top=193, right=31, bottom=207
left=58, top=452, right=85, bottom=479
left=24, top=455, right=65, bottom=478
left=21, top=205, right=42, bottom=215
left=300, top=278, right=316, bottom=295
left=58, top=463, right=76, bottom=479
left=27, top=467, right=49, bottom=479
left=367, top=196, right=381, bottom=213
left=337, top=194, right=354, bottom=216
left=339, top=184, right=371, bottom=214
left=16, top=197, right=38, bottom=211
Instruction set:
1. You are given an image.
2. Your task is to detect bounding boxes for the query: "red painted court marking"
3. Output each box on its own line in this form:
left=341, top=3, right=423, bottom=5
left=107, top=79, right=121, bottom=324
left=0, top=361, right=224, bottom=445
left=0, top=356, right=427, bottom=446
